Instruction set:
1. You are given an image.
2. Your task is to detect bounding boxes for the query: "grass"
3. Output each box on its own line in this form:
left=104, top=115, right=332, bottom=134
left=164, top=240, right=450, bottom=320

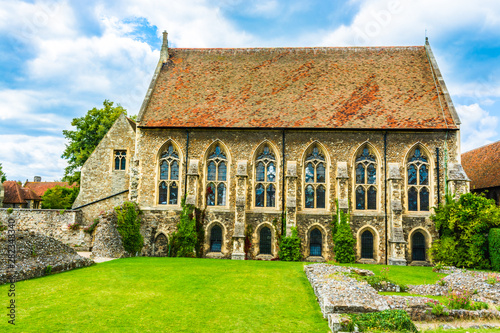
left=0, top=257, right=330, bottom=333
left=331, top=262, right=447, bottom=286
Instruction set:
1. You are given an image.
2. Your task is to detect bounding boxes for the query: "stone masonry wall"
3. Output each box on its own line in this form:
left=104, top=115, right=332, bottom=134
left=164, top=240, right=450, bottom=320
left=0, top=209, right=91, bottom=249
left=129, top=128, right=461, bottom=262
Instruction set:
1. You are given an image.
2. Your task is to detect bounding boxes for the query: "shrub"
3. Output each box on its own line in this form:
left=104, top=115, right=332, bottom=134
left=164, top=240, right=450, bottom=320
left=426, top=300, right=449, bottom=316
left=42, top=186, right=79, bottom=209
left=332, top=205, right=356, bottom=263
left=114, top=201, right=143, bottom=255
left=169, top=198, right=197, bottom=258
left=430, top=193, right=500, bottom=269
left=44, top=265, right=52, bottom=275
left=7, top=208, right=13, bottom=214
left=486, top=273, right=500, bottom=285
left=279, top=227, right=302, bottom=261
left=489, top=228, right=500, bottom=271
left=346, top=309, right=418, bottom=332
left=432, top=262, right=444, bottom=272
left=445, top=290, right=487, bottom=310
left=84, top=218, right=100, bottom=234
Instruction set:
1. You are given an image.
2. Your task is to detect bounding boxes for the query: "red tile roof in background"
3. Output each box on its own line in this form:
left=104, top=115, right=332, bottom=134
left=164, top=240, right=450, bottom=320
left=140, top=46, right=458, bottom=130
left=462, top=141, right=500, bottom=190
left=3, top=181, right=40, bottom=204
left=24, top=181, right=76, bottom=197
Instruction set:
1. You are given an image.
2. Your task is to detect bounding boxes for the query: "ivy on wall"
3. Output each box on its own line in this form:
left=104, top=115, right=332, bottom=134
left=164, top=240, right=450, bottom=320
left=114, top=202, right=143, bottom=255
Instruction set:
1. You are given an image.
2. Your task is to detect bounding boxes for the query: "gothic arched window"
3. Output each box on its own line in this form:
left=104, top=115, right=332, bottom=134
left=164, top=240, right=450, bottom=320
left=158, top=144, right=180, bottom=205
left=407, top=147, right=430, bottom=212
left=304, top=146, right=326, bottom=209
left=310, top=228, right=323, bottom=256
left=355, top=147, right=377, bottom=210
left=259, top=227, right=272, bottom=255
left=361, top=230, right=374, bottom=259
left=412, top=231, right=426, bottom=261
left=255, top=145, right=277, bottom=208
left=210, top=225, right=222, bottom=252
left=206, top=145, right=228, bottom=206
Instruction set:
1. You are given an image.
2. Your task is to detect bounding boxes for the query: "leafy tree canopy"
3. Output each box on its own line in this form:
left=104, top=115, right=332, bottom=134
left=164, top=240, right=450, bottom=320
left=430, top=192, right=500, bottom=269
left=41, top=186, right=80, bottom=209
left=0, top=163, right=6, bottom=182
left=62, top=100, right=128, bottom=183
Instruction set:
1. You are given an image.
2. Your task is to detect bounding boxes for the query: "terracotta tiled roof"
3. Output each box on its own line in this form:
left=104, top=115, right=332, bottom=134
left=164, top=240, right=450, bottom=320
left=462, top=141, right=500, bottom=190
left=24, top=182, right=76, bottom=197
left=3, top=181, right=41, bottom=204
left=140, top=46, right=458, bottom=129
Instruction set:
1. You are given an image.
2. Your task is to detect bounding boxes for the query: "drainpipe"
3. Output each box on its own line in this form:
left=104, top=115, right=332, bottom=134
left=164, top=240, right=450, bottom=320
left=282, top=129, right=286, bottom=236
left=184, top=129, right=190, bottom=198
left=436, top=147, right=441, bottom=206
left=384, top=131, right=388, bottom=265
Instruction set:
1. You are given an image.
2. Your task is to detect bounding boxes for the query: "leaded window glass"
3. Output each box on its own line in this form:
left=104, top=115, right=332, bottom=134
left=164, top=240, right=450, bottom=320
left=158, top=144, right=180, bottom=205
left=114, top=150, right=126, bottom=170
left=259, top=227, right=272, bottom=255
left=361, top=230, right=374, bottom=259
left=310, top=229, right=322, bottom=256
left=412, top=232, right=426, bottom=261
left=407, top=148, right=430, bottom=212
left=355, top=147, right=377, bottom=210
left=254, top=145, right=277, bottom=208
left=304, top=146, right=327, bottom=209
left=206, top=145, right=228, bottom=206
left=210, top=225, right=222, bottom=252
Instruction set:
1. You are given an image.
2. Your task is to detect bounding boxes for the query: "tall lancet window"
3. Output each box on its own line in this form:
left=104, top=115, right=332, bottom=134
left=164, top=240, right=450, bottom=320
left=158, top=144, right=180, bottom=205
left=304, top=146, right=326, bottom=209
left=206, top=145, right=227, bottom=206
left=355, top=147, right=377, bottom=210
left=407, top=147, right=430, bottom=212
left=255, top=145, right=276, bottom=208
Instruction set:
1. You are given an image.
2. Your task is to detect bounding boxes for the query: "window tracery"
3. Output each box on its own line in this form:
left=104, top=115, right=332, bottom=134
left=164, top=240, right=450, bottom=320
left=255, top=145, right=276, bottom=208
left=407, top=147, right=430, bottom=211
left=304, top=146, right=326, bottom=209
left=158, top=144, right=180, bottom=205
left=355, top=147, right=377, bottom=210
left=206, top=145, right=227, bottom=206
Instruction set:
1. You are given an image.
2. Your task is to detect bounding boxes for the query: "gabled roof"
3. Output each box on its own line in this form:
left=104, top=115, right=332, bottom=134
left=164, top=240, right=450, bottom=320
left=462, top=141, right=500, bottom=190
left=138, top=43, right=459, bottom=130
left=3, top=181, right=40, bottom=204
left=24, top=181, right=76, bottom=197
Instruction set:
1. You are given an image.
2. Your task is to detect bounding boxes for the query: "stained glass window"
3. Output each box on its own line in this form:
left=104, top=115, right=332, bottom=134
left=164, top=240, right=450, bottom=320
left=158, top=144, right=180, bottom=205
left=206, top=144, right=228, bottom=206
left=260, top=227, right=272, bottom=255
left=310, top=229, right=322, bottom=256
left=255, top=144, right=277, bottom=208
left=361, top=230, right=374, bottom=259
left=114, top=150, right=126, bottom=170
left=355, top=145, right=377, bottom=210
left=210, top=225, right=222, bottom=252
left=304, top=145, right=327, bottom=209
left=407, top=147, right=430, bottom=212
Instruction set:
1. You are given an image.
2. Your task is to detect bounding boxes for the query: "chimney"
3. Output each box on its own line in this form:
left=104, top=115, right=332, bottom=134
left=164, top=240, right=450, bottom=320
left=34, top=176, right=41, bottom=182
left=160, top=30, right=169, bottom=63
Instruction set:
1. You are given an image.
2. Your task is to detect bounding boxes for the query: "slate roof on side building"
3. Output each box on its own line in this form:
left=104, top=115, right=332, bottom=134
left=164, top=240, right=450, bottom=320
left=139, top=43, right=459, bottom=130
left=462, top=141, right=500, bottom=190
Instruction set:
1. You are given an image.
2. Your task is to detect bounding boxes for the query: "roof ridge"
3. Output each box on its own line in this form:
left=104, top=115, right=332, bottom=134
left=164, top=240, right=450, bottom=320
left=170, top=46, right=425, bottom=51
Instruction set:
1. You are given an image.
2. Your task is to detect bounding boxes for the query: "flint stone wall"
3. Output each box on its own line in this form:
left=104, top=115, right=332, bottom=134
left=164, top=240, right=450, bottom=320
left=91, top=211, right=129, bottom=258
left=0, top=231, right=93, bottom=285
left=0, top=209, right=91, bottom=250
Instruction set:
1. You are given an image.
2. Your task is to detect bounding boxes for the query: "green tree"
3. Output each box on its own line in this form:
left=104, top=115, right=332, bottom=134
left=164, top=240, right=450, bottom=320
left=0, top=163, right=6, bottom=182
left=170, top=198, right=198, bottom=257
left=41, top=186, right=80, bottom=209
left=62, top=100, right=128, bottom=184
left=332, top=202, right=356, bottom=263
left=430, top=193, right=500, bottom=269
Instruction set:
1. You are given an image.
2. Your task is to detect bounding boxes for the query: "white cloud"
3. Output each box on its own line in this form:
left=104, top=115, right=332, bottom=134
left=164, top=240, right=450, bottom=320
left=456, top=103, right=498, bottom=152
left=0, top=135, right=67, bottom=181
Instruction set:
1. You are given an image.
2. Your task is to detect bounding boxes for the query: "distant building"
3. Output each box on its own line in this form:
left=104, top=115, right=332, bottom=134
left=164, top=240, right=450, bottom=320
left=1, top=177, right=76, bottom=209
left=462, top=141, right=500, bottom=205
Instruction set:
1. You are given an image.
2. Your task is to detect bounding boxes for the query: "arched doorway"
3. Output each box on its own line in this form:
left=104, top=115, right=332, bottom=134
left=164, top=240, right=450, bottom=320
left=412, top=231, right=426, bottom=261
left=259, top=227, right=272, bottom=255
left=310, top=229, right=322, bottom=256
left=210, top=225, right=222, bottom=252
left=154, top=233, right=169, bottom=257
left=361, top=230, right=374, bottom=259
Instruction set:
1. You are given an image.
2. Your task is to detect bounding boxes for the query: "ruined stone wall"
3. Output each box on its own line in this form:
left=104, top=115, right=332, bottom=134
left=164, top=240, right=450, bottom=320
left=131, top=128, right=461, bottom=262
left=0, top=209, right=91, bottom=249
left=73, top=113, right=135, bottom=209
left=79, top=192, right=129, bottom=225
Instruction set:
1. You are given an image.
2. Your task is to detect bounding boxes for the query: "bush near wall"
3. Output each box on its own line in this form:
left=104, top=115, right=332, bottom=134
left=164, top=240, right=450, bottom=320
left=331, top=203, right=356, bottom=263
left=114, top=202, right=143, bottom=255
left=279, top=227, right=302, bottom=261
left=489, top=228, right=500, bottom=271
left=169, top=198, right=197, bottom=258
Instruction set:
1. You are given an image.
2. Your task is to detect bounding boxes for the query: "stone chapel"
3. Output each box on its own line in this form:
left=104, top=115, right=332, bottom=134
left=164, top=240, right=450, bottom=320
left=73, top=32, right=470, bottom=265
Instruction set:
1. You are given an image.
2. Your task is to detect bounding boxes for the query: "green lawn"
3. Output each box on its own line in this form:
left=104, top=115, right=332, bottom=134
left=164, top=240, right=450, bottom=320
left=1, top=258, right=330, bottom=332
left=331, top=262, right=447, bottom=286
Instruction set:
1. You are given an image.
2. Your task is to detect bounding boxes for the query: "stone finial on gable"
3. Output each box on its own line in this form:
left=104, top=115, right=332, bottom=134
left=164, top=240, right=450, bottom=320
left=160, top=30, right=169, bottom=63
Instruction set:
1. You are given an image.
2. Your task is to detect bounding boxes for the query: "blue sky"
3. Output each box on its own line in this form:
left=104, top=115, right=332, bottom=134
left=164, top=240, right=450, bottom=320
left=0, top=0, right=499, bottom=181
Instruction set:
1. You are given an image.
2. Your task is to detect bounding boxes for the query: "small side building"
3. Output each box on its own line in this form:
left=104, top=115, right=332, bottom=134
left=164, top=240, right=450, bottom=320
left=462, top=141, right=500, bottom=205
left=2, top=181, right=41, bottom=209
